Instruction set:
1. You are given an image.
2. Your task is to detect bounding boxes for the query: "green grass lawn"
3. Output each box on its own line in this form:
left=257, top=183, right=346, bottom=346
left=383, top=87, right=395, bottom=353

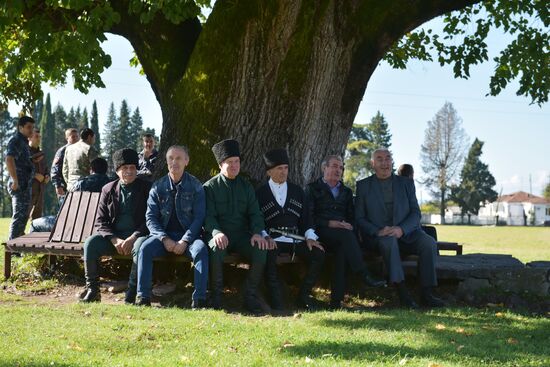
left=1, top=220, right=549, bottom=366
left=434, top=225, right=550, bottom=263
left=0, top=299, right=548, bottom=367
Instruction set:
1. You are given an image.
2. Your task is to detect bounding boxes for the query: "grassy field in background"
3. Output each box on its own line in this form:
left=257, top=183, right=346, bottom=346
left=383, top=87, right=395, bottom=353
left=434, top=225, right=550, bottom=263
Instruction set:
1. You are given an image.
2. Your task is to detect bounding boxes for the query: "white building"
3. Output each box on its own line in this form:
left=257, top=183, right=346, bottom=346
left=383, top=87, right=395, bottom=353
left=478, top=191, right=550, bottom=226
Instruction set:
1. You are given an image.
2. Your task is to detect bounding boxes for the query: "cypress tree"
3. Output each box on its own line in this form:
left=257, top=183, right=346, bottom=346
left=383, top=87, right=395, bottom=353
left=39, top=93, right=57, bottom=215
left=90, top=101, right=101, bottom=153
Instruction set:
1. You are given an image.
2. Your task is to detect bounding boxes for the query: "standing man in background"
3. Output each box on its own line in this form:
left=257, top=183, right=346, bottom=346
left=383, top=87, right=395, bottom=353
left=63, top=128, right=98, bottom=191
left=5, top=116, right=35, bottom=239
left=51, top=128, right=79, bottom=201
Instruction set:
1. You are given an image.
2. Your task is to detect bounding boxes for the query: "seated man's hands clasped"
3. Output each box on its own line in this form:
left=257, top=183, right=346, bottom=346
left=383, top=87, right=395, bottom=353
left=377, top=226, right=404, bottom=239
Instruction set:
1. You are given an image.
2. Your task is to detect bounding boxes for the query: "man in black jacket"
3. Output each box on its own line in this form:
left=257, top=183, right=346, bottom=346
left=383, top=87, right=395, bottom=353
left=256, top=148, right=325, bottom=311
left=80, top=149, right=152, bottom=303
left=306, top=155, right=385, bottom=309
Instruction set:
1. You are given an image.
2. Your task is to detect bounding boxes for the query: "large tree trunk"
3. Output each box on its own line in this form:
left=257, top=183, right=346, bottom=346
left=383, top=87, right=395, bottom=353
left=115, top=0, right=480, bottom=185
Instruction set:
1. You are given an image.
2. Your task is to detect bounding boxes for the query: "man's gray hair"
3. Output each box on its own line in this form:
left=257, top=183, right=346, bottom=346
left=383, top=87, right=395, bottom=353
left=371, top=147, right=392, bottom=158
left=166, top=145, right=189, bottom=156
left=321, top=154, right=343, bottom=169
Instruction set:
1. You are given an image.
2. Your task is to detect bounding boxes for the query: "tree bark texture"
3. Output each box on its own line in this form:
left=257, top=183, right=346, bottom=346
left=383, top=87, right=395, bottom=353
left=113, top=0, right=481, bottom=185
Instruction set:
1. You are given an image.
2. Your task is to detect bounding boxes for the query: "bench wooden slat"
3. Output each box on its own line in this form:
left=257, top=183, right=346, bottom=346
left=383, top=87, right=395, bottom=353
left=62, top=191, right=82, bottom=243
left=50, top=193, right=73, bottom=242
left=82, top=192, right=100, bottom=239
left=71, top=191, right=91, bottom=243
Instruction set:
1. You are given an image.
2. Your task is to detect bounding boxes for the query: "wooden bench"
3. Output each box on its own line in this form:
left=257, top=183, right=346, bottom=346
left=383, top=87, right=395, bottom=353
left=2, top=192, right=461, bottom=280
left=2, top=191, right=298, bottom=279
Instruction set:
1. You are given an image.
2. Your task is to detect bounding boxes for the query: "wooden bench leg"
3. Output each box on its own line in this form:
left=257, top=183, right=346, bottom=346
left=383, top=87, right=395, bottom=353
left=4, top=250, right=12, bottom=279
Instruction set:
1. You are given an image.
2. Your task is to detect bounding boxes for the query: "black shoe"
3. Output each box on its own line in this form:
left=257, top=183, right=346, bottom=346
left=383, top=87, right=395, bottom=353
left=420, top=288, right=446, bottom=308
left=363, top=274, right=387, bottom=288
left=397, top=286, right=419, bottom=309
left=124, top=289, right=136, bottom=305
left=296, top=295, right=321, bottom=311
left=136, top=297, right=151, bottom=307
left=191, top=299, right=208, bottom=310
left=80, top=287, right=101, bottom=303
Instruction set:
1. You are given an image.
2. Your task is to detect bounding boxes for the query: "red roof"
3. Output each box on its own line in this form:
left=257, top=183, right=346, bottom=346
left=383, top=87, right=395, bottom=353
left=498, top=191, right=550, bottom=204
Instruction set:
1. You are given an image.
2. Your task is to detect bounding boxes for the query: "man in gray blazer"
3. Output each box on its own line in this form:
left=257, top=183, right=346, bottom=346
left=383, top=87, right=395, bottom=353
left=355, top=148, right=444, bottom=308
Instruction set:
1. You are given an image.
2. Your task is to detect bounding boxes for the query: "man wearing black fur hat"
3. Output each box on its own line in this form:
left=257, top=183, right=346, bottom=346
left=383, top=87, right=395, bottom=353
left=256, top=148, right=325, bottom=311
left=204, top=139, right=269, bottom=314
left=80, top=148, right=152, bottom=303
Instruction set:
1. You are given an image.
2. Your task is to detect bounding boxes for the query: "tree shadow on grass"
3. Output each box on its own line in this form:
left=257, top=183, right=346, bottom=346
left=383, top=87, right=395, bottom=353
left=281, top=310, right=550, bottom=365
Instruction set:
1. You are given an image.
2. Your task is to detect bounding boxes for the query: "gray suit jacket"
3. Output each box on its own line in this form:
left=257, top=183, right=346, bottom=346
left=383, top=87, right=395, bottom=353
left=355, top=174, right=422, bottom=244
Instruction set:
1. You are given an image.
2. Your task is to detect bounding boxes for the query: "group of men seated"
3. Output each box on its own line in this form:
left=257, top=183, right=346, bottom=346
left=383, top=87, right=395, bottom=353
left=73, top=138, right=444, bottom=313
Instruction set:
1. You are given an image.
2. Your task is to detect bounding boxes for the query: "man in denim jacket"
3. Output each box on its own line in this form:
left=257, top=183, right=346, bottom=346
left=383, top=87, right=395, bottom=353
left=128, top=145, right=208, bottom=308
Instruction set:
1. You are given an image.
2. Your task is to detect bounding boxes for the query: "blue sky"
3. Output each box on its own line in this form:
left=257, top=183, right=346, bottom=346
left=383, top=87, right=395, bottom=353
left=8, top=19, right=549, bottom=201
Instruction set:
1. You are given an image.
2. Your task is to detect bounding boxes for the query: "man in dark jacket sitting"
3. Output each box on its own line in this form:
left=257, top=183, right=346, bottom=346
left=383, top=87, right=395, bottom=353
left=80, top=149, right=152, bottom=303
left=306, top=155, right=385, bottom=309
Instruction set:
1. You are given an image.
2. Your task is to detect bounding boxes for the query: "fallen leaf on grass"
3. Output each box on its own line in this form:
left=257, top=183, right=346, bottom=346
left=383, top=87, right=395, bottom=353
left=435, top=324, right=446, bottom=330
left=495, top=312, right=505, bottom=318
left=227, top=346, right=238, bottom=352
left=507, top=338, right=518, bottom=345
left=210, top=350, right=216, bottom=356
left=322, top=354, right=333, bottom=358
left=427, top=363, right=442, bottom=367
left=399, top=357, right=408, bottom=365
left=84, top=311, right=91, bottom=317
left=67, top=343, right=84, bottom=352
left=126, top=315, right=132, bottom=320
left=455, top=327, right=472, bottom=336
left=293, top=313, right=302, bottom=319
left=305, top=356, right=313, bottom=363
left=180, top=355, right=190, bottom=362
left=457, top=345, right=465, bottom=352
left=282, top=341, right=295, bottom=349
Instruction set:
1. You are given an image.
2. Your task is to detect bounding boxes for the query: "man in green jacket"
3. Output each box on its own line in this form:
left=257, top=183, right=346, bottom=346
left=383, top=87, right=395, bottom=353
left=204, top=139, right=269, bottom=314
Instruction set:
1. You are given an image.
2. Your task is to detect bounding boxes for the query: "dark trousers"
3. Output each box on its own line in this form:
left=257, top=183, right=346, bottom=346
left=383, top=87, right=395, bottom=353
left=83, top=234, right=117, bottom=266
left=317, top=227, right=366, bottom=304
left=372, top=232, right=438, bottom=287
left=265, top=241, right=325, bottom=298
left=8, top=186, right=31, bottom=240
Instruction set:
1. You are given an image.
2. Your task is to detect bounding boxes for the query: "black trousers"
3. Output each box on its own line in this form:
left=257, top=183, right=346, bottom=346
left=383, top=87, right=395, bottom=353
left=265, top=241, right=325, bottom=297
left=317, top=227, right=366, bottom=304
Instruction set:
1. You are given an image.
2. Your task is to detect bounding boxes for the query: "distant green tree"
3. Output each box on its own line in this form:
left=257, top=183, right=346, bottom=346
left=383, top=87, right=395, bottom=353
left=38, top=93, right=57, bottom=215
left=67, top=107, right=77, bottom=133
left=74, top=106, right=82, bottom=131
left=79, top=107, right=89, bottom=130
left=344, top=111, right=392, bottom=189
left=103, top=102, right=119, bottom=172
left=451, top=138, right=498, bottom=224
left=117, top=100, right=131, bottom=151
left=0, top=110, right=14, bottom=216
left=128, top=107, right=144, bottom=151
left=90, top=101, right=101, bottom=154
left=32, top=98, right=43, bottom=130
left=53, top=104, right=68, bottom=149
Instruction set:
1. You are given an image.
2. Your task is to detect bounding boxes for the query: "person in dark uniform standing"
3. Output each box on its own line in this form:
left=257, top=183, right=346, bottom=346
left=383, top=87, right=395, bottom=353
left=355, top=148, right=444, bottom=308
left=204, top=139, right=269, bottom=314
left=306, top=155, right=386, bottom=309
left=5, top=116, right=36, bottom=240
left=28, top=129, right=50, bottom=220
left=256, top=148, right=325, bottom=311
left=51, top=128, right=79, bottom=203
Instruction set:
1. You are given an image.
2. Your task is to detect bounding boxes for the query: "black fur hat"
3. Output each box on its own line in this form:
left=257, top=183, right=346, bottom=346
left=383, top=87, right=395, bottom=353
left=212, top=139, right=240, bottom=164
left=112, top=148, right=139, bottom=171
left=263, top=148, right=289, bottom=170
